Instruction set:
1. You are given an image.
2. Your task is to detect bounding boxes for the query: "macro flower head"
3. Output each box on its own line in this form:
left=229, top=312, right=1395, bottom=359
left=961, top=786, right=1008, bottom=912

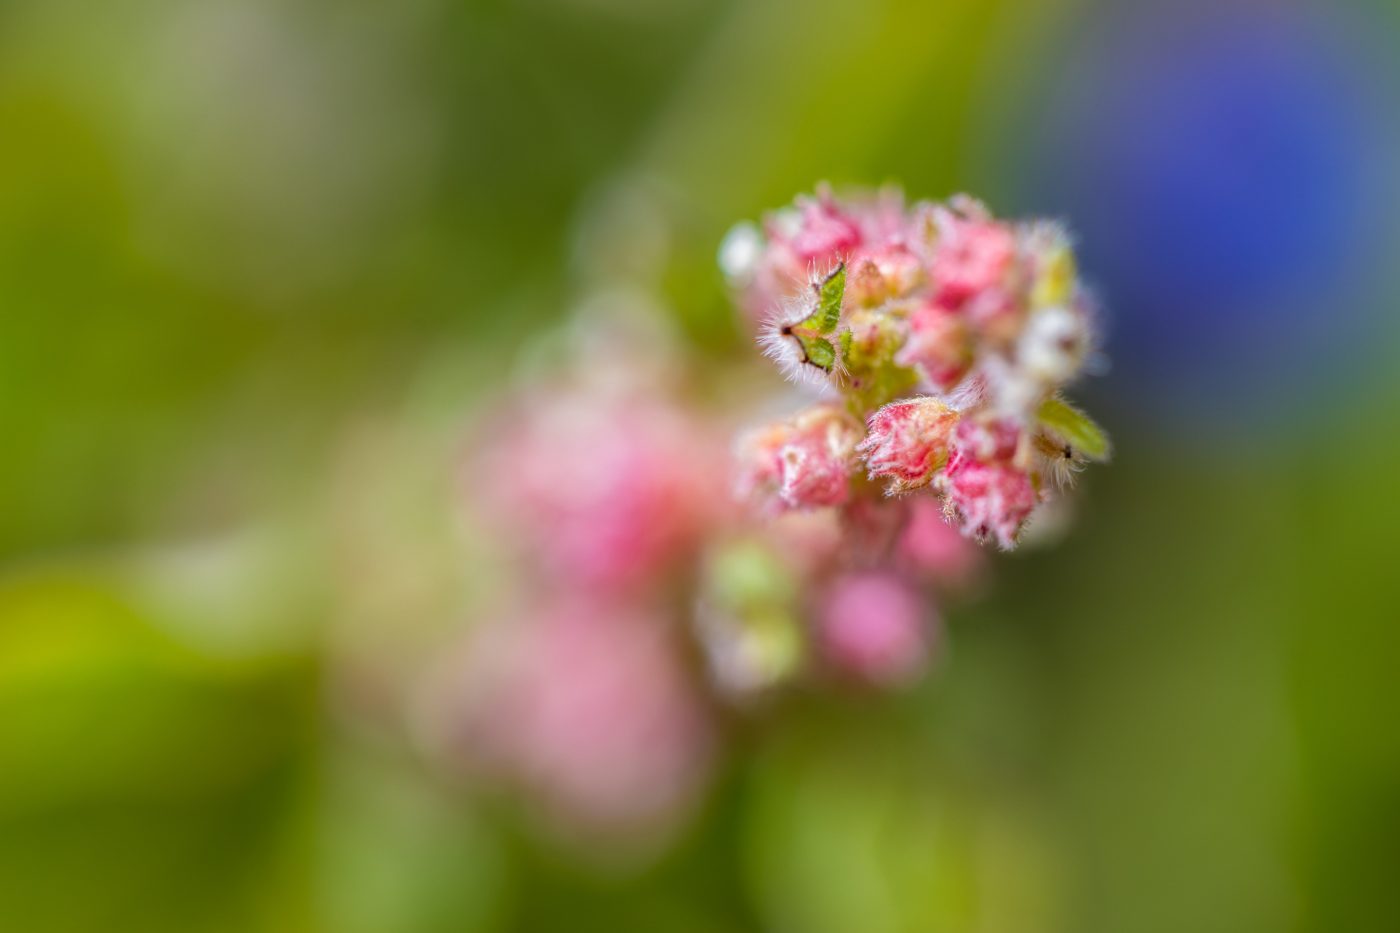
left=724, top=185, right=1111, bottom=552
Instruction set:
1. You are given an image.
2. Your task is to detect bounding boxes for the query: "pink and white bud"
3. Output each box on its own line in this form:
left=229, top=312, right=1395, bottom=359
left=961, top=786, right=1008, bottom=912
left=858, top=397, right=959, bottom=494
left=942, top=459, right=1038, bottom=550
left=817, top=571, right=932, bottom=685
left=941, top=419, right=1040, bottom=549
left=779, top=433, right=853, bottom=509
left=735, top=405, right=861, bottom=512
left=948, top=415, right=1022, bottom=464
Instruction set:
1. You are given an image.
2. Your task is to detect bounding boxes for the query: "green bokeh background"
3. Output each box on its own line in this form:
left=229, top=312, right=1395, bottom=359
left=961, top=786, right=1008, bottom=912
left=2, top=1, right=1398, bottom=931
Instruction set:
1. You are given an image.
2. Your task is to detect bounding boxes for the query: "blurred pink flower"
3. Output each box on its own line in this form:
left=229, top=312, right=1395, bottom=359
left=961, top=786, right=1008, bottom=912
left=452, top=599, right=714, bottom=838
left=817, top=571, right=931, bottom=685
left=896, top=496, right=984, bottom=586
left=475, top=391, right=725, bottom=594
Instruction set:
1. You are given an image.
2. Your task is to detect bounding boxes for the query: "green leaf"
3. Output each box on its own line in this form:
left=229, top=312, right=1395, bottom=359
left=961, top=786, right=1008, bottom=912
left=1037, top=396, right=1111, bottom=461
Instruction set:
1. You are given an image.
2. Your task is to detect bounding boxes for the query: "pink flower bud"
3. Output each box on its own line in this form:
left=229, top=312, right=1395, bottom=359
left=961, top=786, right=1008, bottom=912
left=895, top=301, right=973, bottom=390
left=735, top=405, right=861, bottom=512
left=932, top=215, right=1017, bottom=309
left=857, top=397, right=959, bottom=494
left=780, top=194, right=863, bottom=266
left=949, top=416, right=1022, bottom=463
left=941, top=419, right=1040, bottom=549
left=818, top=571, right=931, bottom=685
left=475, top=392, right=724, bottom=594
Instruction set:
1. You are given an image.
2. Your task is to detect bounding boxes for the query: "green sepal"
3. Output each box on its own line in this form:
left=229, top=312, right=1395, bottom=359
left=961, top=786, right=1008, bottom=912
left=797, top=333, right=838, bottom=372
left=799, top=263, right=846, bottom=335
left=1037, top=396, right=1110, bottom=461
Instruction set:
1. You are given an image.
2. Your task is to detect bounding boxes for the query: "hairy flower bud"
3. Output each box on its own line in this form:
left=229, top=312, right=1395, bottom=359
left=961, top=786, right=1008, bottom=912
left=940, top=419, right=1040, bottom=549
left=736, top=405, right=861, bottom=512
left=858, top=397, right=959, bottom=494
left=1017, top=304, right=1089, bottom=386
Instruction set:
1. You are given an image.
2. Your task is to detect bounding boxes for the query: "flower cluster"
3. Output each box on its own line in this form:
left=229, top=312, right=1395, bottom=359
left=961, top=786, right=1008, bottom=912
left=725, top=186, right=1110, bottom=550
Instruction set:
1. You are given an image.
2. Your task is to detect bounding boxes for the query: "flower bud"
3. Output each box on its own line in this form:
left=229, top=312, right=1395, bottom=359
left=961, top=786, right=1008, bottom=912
left=735, top=405, right=861, bottom=512
left=781, top=193, right=863, bottom=266
left=858, top=397, right=959, bottom=494
left=1017, top=304, right=1089, bottom=387
left=941, top=419, right=1040, bottom=549
left=932, top=214, right=1017, bottom=310
left=846, top=243, right=924, bottom=307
